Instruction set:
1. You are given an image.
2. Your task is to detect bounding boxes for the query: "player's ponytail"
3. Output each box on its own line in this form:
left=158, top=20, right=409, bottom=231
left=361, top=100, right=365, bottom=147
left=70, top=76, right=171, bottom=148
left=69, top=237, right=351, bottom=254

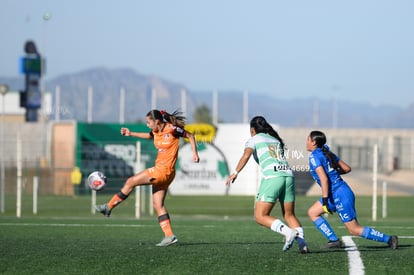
left=163, top=110, right=186, bottom=128
left=310, top=130, right=340, bottom=171
left=250, top=116, right=285, bottom=149
left=147, top=109, right=186, bottom=129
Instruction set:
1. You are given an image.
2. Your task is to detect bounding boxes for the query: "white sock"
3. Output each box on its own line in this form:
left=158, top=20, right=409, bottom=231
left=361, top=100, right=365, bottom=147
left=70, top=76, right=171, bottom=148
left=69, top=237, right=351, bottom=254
left=270, top=219, right=293, bottom=237
left=295, top=227, right=304, bottom=239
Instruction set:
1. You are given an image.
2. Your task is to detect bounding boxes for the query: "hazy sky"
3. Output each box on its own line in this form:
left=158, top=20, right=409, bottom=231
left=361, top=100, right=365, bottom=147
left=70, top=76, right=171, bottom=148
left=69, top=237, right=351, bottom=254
left=1, top=0, right=413, bottom=107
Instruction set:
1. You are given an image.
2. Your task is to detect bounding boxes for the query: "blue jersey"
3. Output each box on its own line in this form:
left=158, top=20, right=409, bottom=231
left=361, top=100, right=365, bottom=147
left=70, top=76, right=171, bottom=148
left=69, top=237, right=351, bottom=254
left=308, top=146, right=345, bottom=193
left=309, top=146, right=357, bottom=222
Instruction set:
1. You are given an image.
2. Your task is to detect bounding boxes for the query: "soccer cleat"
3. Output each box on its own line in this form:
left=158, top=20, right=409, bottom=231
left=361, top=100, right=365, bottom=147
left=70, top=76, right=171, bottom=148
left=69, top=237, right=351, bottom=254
left=388, top=235, right=398, bottom=249
left=300, top=245, right=310, bottom=254
left=296, top=237, right=310, bottom=254
left=282, top=230, right=297, bottom=252
left=322, top=239, right=342, bottom=249
left=95, top=204, right=111, bottom=217
left=156, top=235, right=178, bottom=247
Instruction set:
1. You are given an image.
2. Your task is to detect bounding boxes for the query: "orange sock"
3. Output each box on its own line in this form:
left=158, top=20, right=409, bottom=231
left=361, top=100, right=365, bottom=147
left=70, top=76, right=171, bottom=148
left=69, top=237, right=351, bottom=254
left=107, top=191, right=128, bottom=209
left=158, top=213, right=174, bottom=237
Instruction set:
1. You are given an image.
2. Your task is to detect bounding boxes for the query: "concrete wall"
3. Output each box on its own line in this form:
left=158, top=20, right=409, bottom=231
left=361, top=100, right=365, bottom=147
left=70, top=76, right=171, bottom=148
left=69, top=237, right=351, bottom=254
left=52, top=122, right=77, bottom=195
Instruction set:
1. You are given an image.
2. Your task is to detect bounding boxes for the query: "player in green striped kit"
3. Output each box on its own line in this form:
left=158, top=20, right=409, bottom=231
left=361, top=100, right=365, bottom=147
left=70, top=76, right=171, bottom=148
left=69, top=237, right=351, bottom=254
left=226, top=116, right=309, bottom=253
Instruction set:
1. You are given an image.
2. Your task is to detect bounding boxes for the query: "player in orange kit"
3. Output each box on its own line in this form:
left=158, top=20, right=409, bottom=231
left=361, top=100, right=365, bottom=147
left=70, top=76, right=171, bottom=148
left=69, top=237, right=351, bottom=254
left=95, top=109, right=200, bottom=246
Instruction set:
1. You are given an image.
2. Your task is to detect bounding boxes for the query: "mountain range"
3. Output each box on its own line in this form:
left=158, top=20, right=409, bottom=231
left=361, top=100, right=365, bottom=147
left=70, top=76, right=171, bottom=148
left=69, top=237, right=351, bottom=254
left=1, top=67, right=413, bottom=128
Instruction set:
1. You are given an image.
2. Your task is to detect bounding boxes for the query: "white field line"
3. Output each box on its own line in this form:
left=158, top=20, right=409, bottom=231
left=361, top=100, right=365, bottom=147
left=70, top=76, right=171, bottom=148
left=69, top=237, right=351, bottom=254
left=0, top=223, right=216, bottom=228
left=0, top=223, right=151, bottom=227
left=342, top=236, right=365, bottom=275
left=341, top=235, right=413, bottom=275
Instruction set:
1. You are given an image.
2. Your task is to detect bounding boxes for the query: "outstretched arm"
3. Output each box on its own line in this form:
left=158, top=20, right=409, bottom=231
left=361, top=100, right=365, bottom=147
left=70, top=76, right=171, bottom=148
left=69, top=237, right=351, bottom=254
left=120, top=127, right=152, bottom=139
left=226, top=147, right=253, bottom=185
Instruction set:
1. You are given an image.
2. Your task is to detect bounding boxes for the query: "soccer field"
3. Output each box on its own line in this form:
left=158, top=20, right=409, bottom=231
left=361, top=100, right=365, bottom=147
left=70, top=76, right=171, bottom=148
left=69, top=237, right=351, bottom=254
left=0, top=195, right=413, bottom=274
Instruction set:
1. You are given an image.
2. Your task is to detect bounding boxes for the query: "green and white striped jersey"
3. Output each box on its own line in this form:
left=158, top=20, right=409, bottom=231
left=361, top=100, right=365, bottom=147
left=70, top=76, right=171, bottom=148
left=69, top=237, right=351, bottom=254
left=245, top=133, right=293, bottom=179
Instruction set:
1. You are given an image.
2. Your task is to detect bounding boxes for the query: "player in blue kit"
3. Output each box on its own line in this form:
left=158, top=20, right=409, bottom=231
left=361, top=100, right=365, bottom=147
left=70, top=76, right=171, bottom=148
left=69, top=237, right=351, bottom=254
left=306, top=130, right=398, bottom=249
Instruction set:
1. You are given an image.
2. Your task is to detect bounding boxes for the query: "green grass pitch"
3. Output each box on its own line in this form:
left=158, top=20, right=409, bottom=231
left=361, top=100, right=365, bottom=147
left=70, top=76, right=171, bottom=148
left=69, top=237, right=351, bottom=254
left=0, top=195, right=413, bottom=274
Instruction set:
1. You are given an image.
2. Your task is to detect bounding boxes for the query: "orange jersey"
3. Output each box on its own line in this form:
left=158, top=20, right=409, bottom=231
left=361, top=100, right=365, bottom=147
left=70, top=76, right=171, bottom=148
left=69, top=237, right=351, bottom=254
left=152, top=123, right=184, bottom=173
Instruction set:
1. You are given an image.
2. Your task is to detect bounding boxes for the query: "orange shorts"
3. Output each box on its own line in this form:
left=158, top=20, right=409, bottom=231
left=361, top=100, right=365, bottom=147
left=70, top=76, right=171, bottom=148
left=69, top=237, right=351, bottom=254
left=145, top=167, right=176, bottom=190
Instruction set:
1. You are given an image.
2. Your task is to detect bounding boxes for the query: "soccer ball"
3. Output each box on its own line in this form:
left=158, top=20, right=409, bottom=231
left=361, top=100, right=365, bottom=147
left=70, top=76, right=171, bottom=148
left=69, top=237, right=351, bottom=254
left=87, top=171, right=107, bottom=191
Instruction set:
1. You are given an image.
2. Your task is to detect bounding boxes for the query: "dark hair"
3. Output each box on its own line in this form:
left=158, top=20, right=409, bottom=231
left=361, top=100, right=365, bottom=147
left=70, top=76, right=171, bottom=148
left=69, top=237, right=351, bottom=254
left=146, top=109, right=186, bottom=128
left=250, top=116, right=284, bottom=148
left=309, top=130, right=326, bottom=148
left=309, top=130, right=339, bottom=171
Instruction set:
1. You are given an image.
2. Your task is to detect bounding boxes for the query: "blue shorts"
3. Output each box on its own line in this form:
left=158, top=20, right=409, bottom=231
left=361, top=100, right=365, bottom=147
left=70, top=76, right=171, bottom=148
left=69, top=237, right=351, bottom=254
left=319, top=183, right=357, bottom=223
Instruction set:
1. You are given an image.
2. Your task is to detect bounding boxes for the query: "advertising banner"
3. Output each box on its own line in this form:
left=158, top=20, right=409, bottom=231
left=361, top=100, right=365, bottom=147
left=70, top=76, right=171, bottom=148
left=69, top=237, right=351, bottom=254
left=75, top=122, right=156, bottom=193
left=170, top=123, right=259, bottom=195
left=75, top=122, right=310, bottom=196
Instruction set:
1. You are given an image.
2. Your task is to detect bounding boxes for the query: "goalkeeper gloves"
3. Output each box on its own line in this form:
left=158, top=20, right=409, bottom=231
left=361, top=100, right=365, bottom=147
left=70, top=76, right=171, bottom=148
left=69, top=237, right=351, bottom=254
left=322, top=197, right=333, bottom=214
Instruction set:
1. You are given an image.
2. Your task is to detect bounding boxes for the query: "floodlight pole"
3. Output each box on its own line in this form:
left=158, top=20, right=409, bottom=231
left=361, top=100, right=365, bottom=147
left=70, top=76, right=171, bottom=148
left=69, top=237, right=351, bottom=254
left=181, top=89, right=187, bottom=116
left=87, top=86, right=93, bottom=123
left=212, top=90, right=218, bottom=125
left=151, top=87, right=157, bottom=110
left=40, top=12, right=51, bottom=166
left=243, top=90, right=248, bottom=124
left=40, top=12, right=51, bottom=121
left=119, top=87, right=125, bottom=124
